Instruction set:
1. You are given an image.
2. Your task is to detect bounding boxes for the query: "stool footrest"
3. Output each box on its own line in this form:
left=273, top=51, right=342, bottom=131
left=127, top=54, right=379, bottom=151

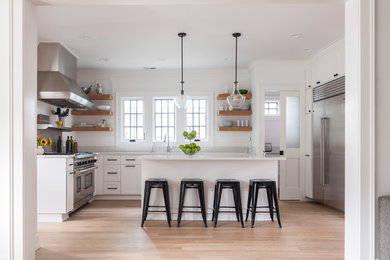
left=147, top=210, right=168, bottom=213
left=217, top=206, right=236, bottom=209
left=182, top=206, right=201, bottom=208
left=182, top=211, right=203, bottom=214
left=217, top=211, right=239, bottom=214
left=148, top=206, right=166, bottom=208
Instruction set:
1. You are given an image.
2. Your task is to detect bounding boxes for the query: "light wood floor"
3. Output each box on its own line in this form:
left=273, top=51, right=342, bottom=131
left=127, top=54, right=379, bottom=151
left=36, top=200, right=344, bottom=260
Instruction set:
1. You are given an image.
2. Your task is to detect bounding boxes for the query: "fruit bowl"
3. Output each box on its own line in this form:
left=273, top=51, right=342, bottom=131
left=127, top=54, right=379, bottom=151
left=239, top=89, right=248, bottom=94
left=179, top=130, right=201, bottom=157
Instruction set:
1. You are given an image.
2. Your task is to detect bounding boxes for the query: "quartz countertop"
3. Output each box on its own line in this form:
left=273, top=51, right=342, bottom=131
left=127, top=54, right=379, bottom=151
left=140, top=154, right=286, bottom=161
left=37, top=154, right=75, bottom=158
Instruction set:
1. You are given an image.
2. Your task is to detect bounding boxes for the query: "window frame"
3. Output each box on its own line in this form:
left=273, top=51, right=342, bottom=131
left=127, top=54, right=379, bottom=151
left=264, top=100, right=280, bottom=116
left=152, top=97, right=177, bottom=143
left=185, top=97, right=209, bottom=142
left=119, top=96, right=145, bottom=143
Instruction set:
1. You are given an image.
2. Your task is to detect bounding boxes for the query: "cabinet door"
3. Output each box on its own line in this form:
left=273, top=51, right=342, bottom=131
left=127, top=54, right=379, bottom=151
left=66, top=170, right=74, bottom=212
left=104, top=182, right=121, bottom=194
left=305, top=64, right=313, bottom=90
left=305, top=88, right=313, bottom=114
left=104, top=155, right=121, bottom=164
left=95, top=154, right=104, bottom=195
left=305, top=113, right=313, bottom=199
left=120, top=165, right=141, bottom=195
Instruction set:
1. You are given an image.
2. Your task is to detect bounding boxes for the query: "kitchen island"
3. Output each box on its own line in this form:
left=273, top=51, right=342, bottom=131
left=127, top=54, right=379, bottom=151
left=141, top=154, right=285, bottom=221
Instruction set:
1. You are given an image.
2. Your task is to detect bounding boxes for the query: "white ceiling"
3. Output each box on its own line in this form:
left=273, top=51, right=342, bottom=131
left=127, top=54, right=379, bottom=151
left=37, top=3, right=344, bottom=69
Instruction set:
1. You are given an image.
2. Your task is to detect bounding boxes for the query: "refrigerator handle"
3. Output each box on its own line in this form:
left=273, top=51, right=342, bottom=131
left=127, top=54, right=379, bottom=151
left=323, top=117, right=329, bottom=185
left=320, top=118, right=326, bottom=186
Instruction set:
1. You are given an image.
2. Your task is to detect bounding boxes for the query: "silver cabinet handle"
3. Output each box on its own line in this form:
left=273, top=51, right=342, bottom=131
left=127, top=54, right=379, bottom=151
left=107, top=187, right=117, bottom=190
left=107, top=159, right=117, bottom=161
left=107, top=172, right=118, bottom=175
left=76, top=166, right=98, bottom=173
left=126, top=165, right=135, bottom=168
left=125, top=159, right=136, bottom=161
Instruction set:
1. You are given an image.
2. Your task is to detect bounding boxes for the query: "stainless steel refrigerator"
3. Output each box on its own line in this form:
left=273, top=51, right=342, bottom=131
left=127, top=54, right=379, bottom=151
left=312, top=76, right=345, bottom=211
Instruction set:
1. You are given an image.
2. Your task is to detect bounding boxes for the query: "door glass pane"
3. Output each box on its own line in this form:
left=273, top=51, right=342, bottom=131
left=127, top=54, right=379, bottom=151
left=286, top=96, right=300, bottom=148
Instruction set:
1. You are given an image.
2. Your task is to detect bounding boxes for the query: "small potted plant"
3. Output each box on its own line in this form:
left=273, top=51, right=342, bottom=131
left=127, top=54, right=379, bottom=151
left=37, top=136, right=52, bottom=155
left=179, top=130, right=200, bottom=157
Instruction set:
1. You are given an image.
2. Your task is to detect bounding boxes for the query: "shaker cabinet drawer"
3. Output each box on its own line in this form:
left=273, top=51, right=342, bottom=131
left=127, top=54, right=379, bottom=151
left=104, top=182, right=121, bottom=194
left=104, top=155, right=121, bottom=164
left=121, top=156, right=138, bottom=165
left=104, top=165, right=121, bottom=181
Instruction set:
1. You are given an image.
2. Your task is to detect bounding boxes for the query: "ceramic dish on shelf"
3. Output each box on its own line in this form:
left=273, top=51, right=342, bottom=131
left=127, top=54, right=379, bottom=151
left=219, top=120, right=234, bottom=127
left=96, top=105, right=111, bottom=111
left=240, top=104, right=250, bottom=110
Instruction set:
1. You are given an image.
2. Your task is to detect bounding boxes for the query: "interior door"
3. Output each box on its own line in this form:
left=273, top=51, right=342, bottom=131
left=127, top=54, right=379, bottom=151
left=279, top=91, right=301, bottom=200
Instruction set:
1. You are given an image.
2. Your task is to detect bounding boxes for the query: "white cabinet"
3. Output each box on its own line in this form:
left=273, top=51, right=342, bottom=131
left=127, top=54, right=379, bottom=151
left=120, top=165, right=141, bottom=195
left=305, top=88, right=313, bottom=114
left=104, top=165, right=121, bottom=182
left=95, top=153, right=142, bottom=197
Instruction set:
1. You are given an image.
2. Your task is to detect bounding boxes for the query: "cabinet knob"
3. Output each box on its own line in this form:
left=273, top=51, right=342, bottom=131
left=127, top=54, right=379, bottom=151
left=308, top=85, right=311, bottom=88
left=308, top=110, right=311, bottom=112
left=305, top=155, right=310, bottom=157
left=316, top=81, right=321, bottom=85
left=333, top=73, right=339, bottom=77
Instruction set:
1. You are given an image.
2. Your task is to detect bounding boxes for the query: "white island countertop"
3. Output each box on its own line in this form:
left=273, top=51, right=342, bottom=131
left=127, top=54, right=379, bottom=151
left=141, top=153, right=286, bottom=161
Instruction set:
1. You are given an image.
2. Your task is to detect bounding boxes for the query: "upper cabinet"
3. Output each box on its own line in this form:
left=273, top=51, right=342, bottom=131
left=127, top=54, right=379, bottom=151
left=309, top=37, right=345, bottom=88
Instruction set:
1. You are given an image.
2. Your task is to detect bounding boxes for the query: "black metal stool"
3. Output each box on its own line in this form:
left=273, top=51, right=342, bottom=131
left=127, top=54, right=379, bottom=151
left=245, top=179, right=282, bottom=228
left=212, top=179, right=244, bottom=228
left=177, top=179, right=207, bottom=227
left=141, top=178, right=172, bottom=227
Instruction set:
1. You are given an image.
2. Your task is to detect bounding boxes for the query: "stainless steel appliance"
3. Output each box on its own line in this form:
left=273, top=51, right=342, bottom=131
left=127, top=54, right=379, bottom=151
left=313, top=76, right=345, bottom=211
left=73, top=153, right=97, bottom=211
left=37, top=42, right=95, bottom=109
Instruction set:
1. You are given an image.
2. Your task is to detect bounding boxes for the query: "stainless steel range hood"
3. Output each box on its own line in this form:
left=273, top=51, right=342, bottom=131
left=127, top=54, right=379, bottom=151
left=38, top=43, right=95, bottom=109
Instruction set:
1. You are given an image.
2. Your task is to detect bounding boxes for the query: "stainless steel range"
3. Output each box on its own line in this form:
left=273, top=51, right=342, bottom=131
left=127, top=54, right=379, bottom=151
left=73, top=152, right=98, bottom=211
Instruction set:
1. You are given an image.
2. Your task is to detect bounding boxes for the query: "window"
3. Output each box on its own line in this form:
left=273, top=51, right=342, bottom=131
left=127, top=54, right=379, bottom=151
left=264, top=101, right=279, bottom=116
left=154, top=98, right=176, bottom=142
left=186, top=99, right=208, bottom=140
left=122, top=98, right=144, bottom=141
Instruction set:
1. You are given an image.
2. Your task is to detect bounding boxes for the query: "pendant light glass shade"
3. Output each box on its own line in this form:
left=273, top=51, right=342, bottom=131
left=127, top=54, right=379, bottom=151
left=174, top=89, right=191, bottom=109
left=227, top=32, right=245, bottom=110
left=175, top=32, right=190, bottom=109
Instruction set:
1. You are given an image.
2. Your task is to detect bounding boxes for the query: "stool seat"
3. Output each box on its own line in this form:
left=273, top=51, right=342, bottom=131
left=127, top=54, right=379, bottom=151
left=212, top=179, right=244, bottom=228
left=177, top=179, right=207, bottom=228
left=246, top=179, right=282, bottom=228
left=141, top=179, right=171, bottom=227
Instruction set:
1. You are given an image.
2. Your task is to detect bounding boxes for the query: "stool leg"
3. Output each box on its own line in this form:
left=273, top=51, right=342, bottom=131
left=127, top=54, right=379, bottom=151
left=266, top=186, right=274, bottom=221
left=245, top=184, right=252, bottom=222
left=198, top=182, right=208, bottom=228
left=213, top=184, right=222, bottom=228
left=162, top=182, right=172, bottom=227
left=250, top=184, right=259, bottom=228
left=141, top=183, right=151, bottom=227
left=271, top=183, right=282, bottom=228
left=211, top=184, right=217, bottom=221
left=236, top=184, right=245, bottom=228
left=232, top=186, right=240, bottom=222
left=177, top=182, right=186, bottom=227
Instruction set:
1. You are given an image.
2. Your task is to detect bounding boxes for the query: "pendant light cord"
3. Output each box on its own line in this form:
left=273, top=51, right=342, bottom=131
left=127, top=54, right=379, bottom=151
left=180, top=33, right=184, bottom=92
left=234, top=35, right=238, bottom=86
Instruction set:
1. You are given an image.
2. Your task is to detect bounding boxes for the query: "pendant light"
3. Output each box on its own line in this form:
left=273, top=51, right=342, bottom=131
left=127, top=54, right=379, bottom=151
left=227, top=32, right=245, bottom=110
left=174, top=32, right=191, bottom=109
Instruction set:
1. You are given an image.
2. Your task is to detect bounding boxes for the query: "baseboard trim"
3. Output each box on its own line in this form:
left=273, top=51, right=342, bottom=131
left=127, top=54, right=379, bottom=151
left=93, top=195, right=141, bottom=200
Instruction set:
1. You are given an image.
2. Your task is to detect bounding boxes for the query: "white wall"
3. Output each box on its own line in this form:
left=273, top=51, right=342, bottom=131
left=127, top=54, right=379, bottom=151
left=375, top=0, right=390, bottom=255
left=71, top=68, right=251, bottom=151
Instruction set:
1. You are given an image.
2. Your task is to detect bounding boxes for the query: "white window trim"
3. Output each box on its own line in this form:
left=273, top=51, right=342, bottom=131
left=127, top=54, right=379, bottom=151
left=152, top=96, right=177, bottom=143
left=185, top=96, right=210, bottom=143
left=119, top=96, right=145, bottom=143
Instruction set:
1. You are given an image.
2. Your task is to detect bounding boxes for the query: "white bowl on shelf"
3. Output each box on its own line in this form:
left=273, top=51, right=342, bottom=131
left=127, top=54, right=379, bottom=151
left=96, top=105, right=111, bottom=111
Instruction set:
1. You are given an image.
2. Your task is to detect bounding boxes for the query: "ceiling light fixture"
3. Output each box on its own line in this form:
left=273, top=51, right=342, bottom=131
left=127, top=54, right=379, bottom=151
left=227, top=32, right=245, bottom=110
left=174, top=32, right=190, bottom=109
left=289, top=33, right=302, bottom=39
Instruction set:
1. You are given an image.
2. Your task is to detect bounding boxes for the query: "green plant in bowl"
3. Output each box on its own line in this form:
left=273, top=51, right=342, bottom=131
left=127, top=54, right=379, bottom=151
left=179, top=130, right=201, bottom=156
left=239, top=89, right=248, bottom=94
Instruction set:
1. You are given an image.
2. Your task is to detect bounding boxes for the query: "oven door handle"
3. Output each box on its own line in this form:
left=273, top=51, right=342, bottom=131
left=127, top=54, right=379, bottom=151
left=75, top=166, right=98, bottom=174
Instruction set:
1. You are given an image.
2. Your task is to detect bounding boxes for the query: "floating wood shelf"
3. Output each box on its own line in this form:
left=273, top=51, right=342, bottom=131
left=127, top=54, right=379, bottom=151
left=87, top=94, right=113, bottom=100
left=72, top=127, right=113, bottom=132
left=71, top=110, right=113, bottom=116
left=217, top=110, right=252, bottom=116
left=217, top=93, right=252, bottom=100
left=218, top=127, right=252, bottom=132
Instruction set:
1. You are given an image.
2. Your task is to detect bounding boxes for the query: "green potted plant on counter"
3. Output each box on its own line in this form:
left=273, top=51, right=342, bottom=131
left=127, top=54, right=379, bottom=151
left=179, top=130, right=200, bottom=157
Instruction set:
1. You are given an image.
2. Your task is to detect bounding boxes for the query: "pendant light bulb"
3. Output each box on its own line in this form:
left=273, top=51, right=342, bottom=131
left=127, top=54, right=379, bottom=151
left=227, top=32, right=245, bottom=110
left=175, top=32, right=190, bottom=109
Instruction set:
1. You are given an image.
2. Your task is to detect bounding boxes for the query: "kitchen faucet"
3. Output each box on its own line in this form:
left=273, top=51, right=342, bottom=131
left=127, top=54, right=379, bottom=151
left=164, top=133, right=172, bottom=153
